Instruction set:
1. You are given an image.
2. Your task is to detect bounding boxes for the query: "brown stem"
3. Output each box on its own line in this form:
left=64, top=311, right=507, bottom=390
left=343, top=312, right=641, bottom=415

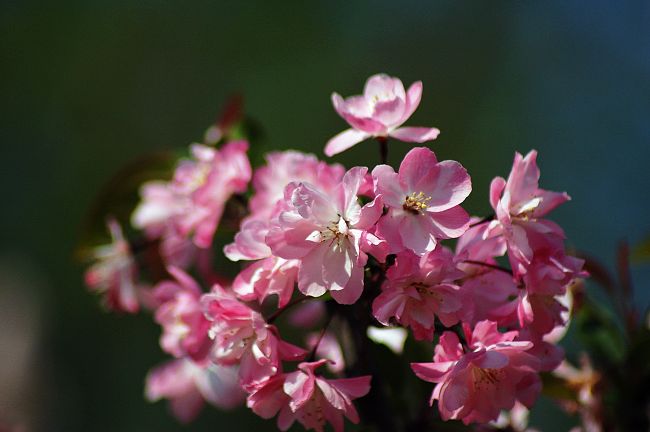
left=469, top=213, right=495, bottom=228
left=265, top=296, right=308, bottom=324
left=307, top=312, right=334, bottom=362
left=376, top=136, right=388, bottom=165
left=462, top=259, right=513, bottom=276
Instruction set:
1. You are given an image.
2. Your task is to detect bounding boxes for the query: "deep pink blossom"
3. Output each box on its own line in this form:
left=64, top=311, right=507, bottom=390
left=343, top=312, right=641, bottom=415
left=84, top=218, right=140, bottom=313
left=373, top=147, right=471, bottom=256
left=454, top=222, right=519, bottom=326
left=232, top=256, right=300, bottom=308
left=372, top=247, right=464, bottom=340
left=145, top=358, right=243, bottom=423
left=247, top=359, right=371, bottom=432
left=411, top=321, right=541, bottom=425
left=325, top=74, right=440, bottom=156
left=266, top=167, right=383, bottom=304
left=201, top=286, right=306, bottom=389
left=487, top=150, right=569, bottom=274
left=153, top=266, right=211, bottom=361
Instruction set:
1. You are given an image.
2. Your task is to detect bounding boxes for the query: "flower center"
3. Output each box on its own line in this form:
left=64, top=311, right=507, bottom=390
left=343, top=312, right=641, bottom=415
left=321, top=216, right=349, bottom=246
left=472, top=367, right=502, bottom=389
left=403, top=191, right=431, bottom=214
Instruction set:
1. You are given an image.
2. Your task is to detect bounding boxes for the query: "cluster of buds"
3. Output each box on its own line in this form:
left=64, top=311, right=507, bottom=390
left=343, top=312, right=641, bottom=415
left=84, top=74, right=585, bottom=431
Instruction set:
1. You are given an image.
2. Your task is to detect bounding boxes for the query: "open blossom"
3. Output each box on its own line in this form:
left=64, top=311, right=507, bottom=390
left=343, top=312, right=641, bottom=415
left=372, top=247, right=464, bottom=340
left=201, top=285, right=306, bottom=389
left=249, top=151, right=344, bottom=220
left=145, top=358, right=244, bottom=423
left=247, top=359, right=371, bottom=432
left=325, top=74, right=440, bottom=156
left=132, top=140, right=251, bottom=251
left=411, top=320, right=541, bottom=425
left=84, top=218, right=140, bottom=313
left=153, top=266, right=211, bottom=361
left=487, top=150, right=569, bottom=274
left=373, top=147, right=471, bottom=256
left=266, top=167, right=383, bottom=304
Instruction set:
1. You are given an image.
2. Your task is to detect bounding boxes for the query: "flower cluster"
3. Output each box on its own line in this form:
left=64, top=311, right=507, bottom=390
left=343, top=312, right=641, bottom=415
left=83, top=73, right=585, bottom=430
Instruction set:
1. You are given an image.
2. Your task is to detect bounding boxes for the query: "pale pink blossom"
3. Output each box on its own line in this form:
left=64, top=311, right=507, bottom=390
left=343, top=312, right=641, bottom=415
left=176, top=141, right=251, bottom=248
left=373, top=147, right=471, bottom=256
left=266, top=167, right=383, bottom=304
left=487, top=150, right=569, bottom=274
left=372, top=247, right=464, bottom=340
left=145, top=358, right=244, bottom=423
left=132, top=141, right=251, bottom=251
left=325, top=74, right=440, bottom=156
left=201, top=286, right=306, bottom=389
left=249, top=151, right=344, bottom=219
left=153, top=266, right=211, bottom=361
left=411, top=320, right=541, bottom=425
left=247, top=359, right=371, bottom=432
left=84, top=218, right=140, bottom=313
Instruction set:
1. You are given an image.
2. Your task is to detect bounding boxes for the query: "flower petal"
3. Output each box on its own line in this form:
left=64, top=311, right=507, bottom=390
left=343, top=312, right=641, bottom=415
left=325, top=129, right=371, bottom=157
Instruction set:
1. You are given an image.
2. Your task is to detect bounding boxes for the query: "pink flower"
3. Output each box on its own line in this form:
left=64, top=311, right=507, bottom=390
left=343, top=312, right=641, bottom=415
left=84, top=218, right=140, bottom=313
left=266, top=167, right=383, bottom=304
left=153, top=266, right=212, bottom=361
left=224, top=218, right=273, bottom=262
left=325, top=74, right=440, bottom=156
left=145, top=358, right=244, bottom=423
left=373, top=147, right=471, bottom=256
left=454, top=222, right=519, bottom=326
left=487, top=150, right=569, bottom=274
left=201, top=286, right=306, bottom=389
left=232, top=256, right=300, bottom=308
left=411, top=321, right=541, bottom=425
left=132, top=141, right=252, bottom=251
left=372, top=247, right=465, bottom=340
left=176, top=141, right=251, bottom=248
left=247, top=359, right=371, bottom=432
left=249, top=151, right=344, bottom=219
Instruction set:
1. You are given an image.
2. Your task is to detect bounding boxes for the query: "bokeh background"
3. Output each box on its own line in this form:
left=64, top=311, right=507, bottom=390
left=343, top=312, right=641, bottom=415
left=1, top=1, right=649, bottom=431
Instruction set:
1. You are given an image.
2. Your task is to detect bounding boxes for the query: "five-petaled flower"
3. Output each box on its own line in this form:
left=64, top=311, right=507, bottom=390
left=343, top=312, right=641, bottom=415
left=325, top=74, right=440, bottom=156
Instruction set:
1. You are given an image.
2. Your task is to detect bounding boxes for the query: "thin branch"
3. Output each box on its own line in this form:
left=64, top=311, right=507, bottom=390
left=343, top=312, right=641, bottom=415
left=469, top=213, right=495, bottom=228
left=265, top=296, right=308, bottom=324
left=376, top=136, right=388, bottom=165
left=462, top=259, right=513, bottom=276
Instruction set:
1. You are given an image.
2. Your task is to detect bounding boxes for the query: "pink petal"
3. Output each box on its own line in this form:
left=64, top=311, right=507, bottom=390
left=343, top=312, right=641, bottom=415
left=416, top=160, right=472, bottom=212
left=372, top=164, right=404, bottom=208
left=401, top=80, right=423, bottom=123
left=397, top=147, right=439, bottom=192
left=427, top=206, right=470, bottom=239
left=284, top=371, right=314, bottom=411
left=329, top=255, right=365, bottom=304
left=472, top=351, right=509, bottom=369
left=489, top=177, right=506, bottom=210
left=364, top=74, right=405, bottom=101
left=399, top=215, right=437, bottom=256
left=324, top=128, right=371, bottom=157
left=327, top=376, right=372, bottom=399
left=389, top=127, right=440, bottom=143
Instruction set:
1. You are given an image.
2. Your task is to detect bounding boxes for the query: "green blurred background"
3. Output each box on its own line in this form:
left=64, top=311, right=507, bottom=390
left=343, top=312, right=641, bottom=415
left=1, top=1, right=649, bottom=431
